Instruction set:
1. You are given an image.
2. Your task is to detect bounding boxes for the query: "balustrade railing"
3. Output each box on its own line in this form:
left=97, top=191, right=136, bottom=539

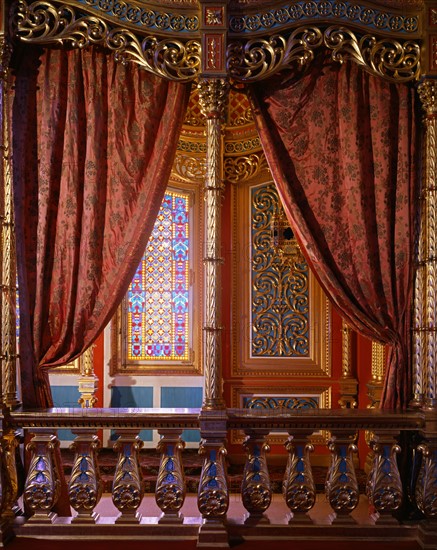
left=0, top=407, right=434, bottom=546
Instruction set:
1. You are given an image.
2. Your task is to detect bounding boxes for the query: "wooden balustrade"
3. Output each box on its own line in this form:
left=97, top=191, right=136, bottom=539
left=0, top=407, right=432, bottom=547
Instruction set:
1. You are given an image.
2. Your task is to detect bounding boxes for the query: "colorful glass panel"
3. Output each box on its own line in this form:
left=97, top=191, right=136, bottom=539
left=127, top=190, right=190, bottom=361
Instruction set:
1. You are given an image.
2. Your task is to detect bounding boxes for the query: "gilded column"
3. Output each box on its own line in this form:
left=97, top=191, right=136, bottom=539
left=0, top=28, right=18, bottom=409
left=367, top=342, right=386, bottom=409
left=78, top=345, right=98, bottom=408
left=418, top=80, right=437, bottom=410
left=338, top=321, right=358, bottom=409
left=198, top=78, right=229, bottom=410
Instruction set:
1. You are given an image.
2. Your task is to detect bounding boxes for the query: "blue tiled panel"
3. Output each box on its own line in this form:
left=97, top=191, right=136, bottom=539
left=51, top=385, right=81, bottom=441
left=161, top=387, right=202, bottom=442
left=110, top=386, right=153, bottom=441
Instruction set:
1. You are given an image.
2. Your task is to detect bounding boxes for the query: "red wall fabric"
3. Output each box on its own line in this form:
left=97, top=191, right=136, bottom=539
left=12, top=46, right=190, bottom=407
left=250, top=56, right=418, bottom=409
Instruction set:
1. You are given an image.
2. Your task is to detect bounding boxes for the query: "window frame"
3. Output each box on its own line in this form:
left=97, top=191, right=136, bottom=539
left=110, top=180, right=203, bottom=376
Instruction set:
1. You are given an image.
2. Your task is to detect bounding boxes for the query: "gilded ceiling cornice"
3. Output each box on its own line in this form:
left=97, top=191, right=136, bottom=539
left=12, top=0, right=422, bottom=40
left=11, top=0, right=423, bottom=82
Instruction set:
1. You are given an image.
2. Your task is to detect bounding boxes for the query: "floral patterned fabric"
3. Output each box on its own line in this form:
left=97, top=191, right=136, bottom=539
left=250, top=55, right=418, bottom=409
left=12, top=46, right=190, bottom=407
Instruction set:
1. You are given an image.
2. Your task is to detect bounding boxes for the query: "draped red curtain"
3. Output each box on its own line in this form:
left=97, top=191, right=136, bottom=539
left=250, top=56, right=418, bottom=409
left=12, top=47, right=190, bottom=407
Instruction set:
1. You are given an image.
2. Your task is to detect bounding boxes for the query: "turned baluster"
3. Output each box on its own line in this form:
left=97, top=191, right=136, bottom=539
left=68, top=430, right=102, bottom=523
left=325, top=432, right=359, bottom=522
left=283, top=432, right=315, bottom=523
left=241, top=431, right=271, bottom=523
left=23, top=431, right=61, bottom=523
left=416, top=441, right=437, bottom=519
left=155, top=429, right=186, bottom=523
left=112, top=431, right=144, bottom=523
left=367, top=432, right=403, bottom=523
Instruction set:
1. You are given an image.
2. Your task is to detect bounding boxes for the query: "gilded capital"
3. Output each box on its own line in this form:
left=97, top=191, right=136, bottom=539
left=198, top=78, right=229, bottom=120
left=418, top=80, right=437, bottom=116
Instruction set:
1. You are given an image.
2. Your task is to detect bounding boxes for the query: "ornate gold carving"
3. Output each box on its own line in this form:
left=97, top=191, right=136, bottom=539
left=173, top=152, right=206, bottom=184
left=68, top=431, right=102, bottom=523
left=283, top=435, right=316, bottom=517
left=78, top=346, right=98, bottom=409
left=227, top=28, right=323, bottom=82
left=197, top=441, right=229, bottom=518
left=227, top=26, right=420, bottom=83
left=371, top=341, right=385, bottom=383
left=228, top=1, right=420, bottom=36
left=251, top=183, right=309, bottom=358
left=324, top=26, right=420, bottom=82
left=224, top=136, right=261, bottom=154
left=1, top=431, right=20, bottom=519
left=155, top=430, right=186, bottom=520
left=234, top=178, right=330, bottom=377
left=416, top=442, right=437, bottom=518
left=14, top=0, right=201, bottom=82
left=112, top=432, right=144, bottom=523
left=224, top=153, right=268, bottom=184
left=325, top=434, right=359, bottom=517
left=70, top=0, right=199, bottom=33
left=230, top=386, right=331, bottom=446
left=241, top=433, right=271, bottom=517
left=0, top=35, right=19, bottom=409
left=366, top=433, right=403, bottom=519
left=198, top=78, right=229, bottom=410
left=418, top=80, right=437, bottom=410
left=24, top=433, right=61, bottom=522
left=338, top=322, right=358, bottom=409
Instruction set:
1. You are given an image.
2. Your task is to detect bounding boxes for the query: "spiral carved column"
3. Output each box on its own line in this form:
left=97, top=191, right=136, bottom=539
left=338, top=321, right=358, bottom=409
left=78, top=345, right=98, bottom=409
left=0, top=33, right=18, bottom=409
left=418, top=80, right=437, bottom=411
left=198, top=78, right=228, bottom=411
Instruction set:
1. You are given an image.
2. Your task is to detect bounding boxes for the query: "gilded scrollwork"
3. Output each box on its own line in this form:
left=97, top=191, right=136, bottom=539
left=197, top=443, right=229, bottom=518
left=227, top=27, right=323, bottom=81
left=241, top=435, right=272, bottom=516
left=229, top=0, right=419, bottom=36
left=112, top=434, right=144, bottom=522
left=78, top=0, right=199, bottom=33
left=224, top=153, right=267, bottom=184
left=23, top=434, right=61, bottom=520
left=283, top=436, right=316, bottom=515
left=155, top=434, right=186, bottom=516
left=324, top=26, right=420, bottom=82
left=68, top=433, right=102, bottom=521
left=13, top=0, right=200, bottom=81
left=227, top=25, right=420, bottom=83
left=172, top=152, right=206, bottom=183
left=251, top=183, right=309, bottom=358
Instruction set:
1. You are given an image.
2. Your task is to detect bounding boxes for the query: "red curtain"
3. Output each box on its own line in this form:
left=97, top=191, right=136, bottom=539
left=250, top=56, right=418, bottom=409
left=13, top=47, right=190, bottom=407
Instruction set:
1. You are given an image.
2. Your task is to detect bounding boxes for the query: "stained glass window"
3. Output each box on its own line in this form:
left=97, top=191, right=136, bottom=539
left=127, top=190, right=190, bottom=362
